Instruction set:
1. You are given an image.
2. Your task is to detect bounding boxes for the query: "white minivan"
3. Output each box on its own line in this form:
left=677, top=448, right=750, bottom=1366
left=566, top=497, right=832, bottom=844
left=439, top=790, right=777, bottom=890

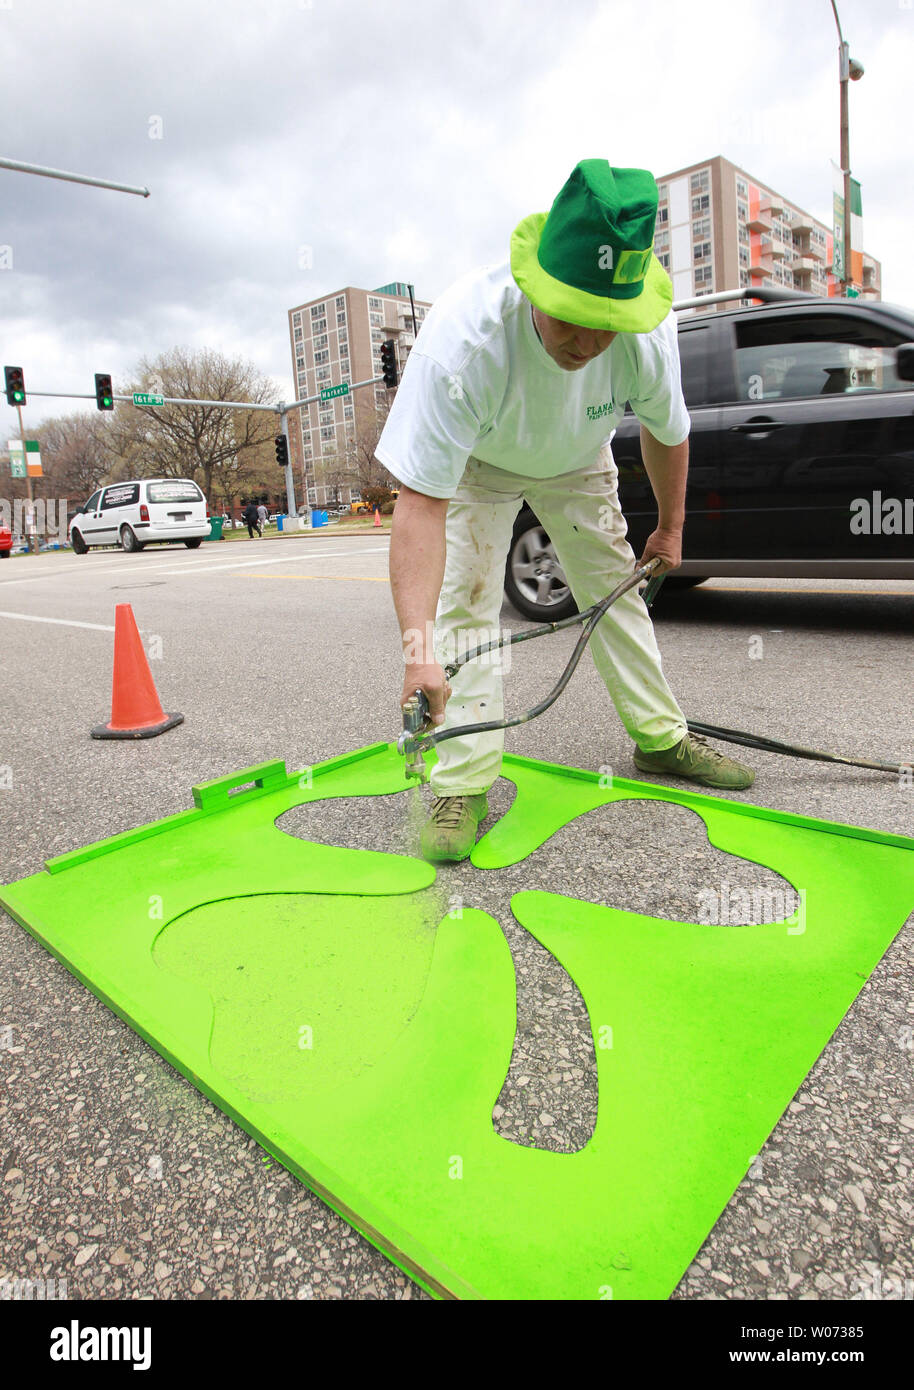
left=70, top=479, right=210, bottom=553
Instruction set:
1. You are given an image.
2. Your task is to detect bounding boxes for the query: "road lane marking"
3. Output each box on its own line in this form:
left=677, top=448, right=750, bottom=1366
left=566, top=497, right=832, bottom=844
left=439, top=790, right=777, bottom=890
left=700, top=586, right=914, bottom=596
left=159, top=545, right=389, bottom=575
left=0, top=610, right=115, bottom=631
left=236, top=574, right=390, bottom=582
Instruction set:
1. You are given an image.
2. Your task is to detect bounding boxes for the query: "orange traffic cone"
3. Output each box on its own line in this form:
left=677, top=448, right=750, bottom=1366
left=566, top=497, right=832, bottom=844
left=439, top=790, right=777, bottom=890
left=373, top=507, right=382, bottom=527
left=91, top=604, right=184, bottom=740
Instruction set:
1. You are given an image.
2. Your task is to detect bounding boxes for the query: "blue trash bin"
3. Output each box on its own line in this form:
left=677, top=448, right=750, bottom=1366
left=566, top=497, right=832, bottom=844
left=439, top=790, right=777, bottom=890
left=311, top=510, right=326, bottom=528
left=277, top=514, right=284, bottom=532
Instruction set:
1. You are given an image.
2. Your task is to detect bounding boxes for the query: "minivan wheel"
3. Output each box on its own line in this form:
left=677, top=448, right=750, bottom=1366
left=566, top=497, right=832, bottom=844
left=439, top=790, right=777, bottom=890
left=120, top=526, right=143, bottom=552
left=505, top=522, right=578, bottom=622
left=184, top=537, right=202, bottom=548
left=71, top=529, right=88, bottom=555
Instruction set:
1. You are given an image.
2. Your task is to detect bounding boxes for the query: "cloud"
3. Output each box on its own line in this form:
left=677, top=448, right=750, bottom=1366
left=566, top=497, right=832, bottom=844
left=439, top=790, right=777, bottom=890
left=1, top=0, right=911, bottom=436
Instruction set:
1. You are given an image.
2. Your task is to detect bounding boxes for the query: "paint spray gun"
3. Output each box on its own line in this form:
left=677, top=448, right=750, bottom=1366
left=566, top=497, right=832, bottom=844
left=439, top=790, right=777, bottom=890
left=398, top=689, right=431, bottom=783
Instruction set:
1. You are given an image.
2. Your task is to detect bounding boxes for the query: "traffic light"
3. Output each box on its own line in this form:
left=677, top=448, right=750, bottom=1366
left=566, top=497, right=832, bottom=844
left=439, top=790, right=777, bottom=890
left=94, top=373, right=114, bottom=411
left=4, top=366, right=26, bottom=407
left=275, top=434, right=289, bottom=468
left=379, top=339, right=398, bottom=389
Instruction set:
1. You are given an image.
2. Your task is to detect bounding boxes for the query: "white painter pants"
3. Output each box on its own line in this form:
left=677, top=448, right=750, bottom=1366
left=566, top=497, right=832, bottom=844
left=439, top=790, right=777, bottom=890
left=431, top=443, right=688, bottom=796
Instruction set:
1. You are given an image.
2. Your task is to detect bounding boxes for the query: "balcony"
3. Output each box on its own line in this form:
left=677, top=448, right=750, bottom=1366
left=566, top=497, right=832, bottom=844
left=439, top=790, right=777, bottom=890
left=747, top=207, right=772, bottom=233
left=791, top=211, right=815, bottom=233
left=791, top=255, right=818, bottom=273
left=760, top=193, right=785, bottom=218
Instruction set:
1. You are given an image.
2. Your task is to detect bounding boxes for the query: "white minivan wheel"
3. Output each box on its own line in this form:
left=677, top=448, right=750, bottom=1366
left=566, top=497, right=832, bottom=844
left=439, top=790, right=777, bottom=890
left=120, top=525, right=144, bottom=552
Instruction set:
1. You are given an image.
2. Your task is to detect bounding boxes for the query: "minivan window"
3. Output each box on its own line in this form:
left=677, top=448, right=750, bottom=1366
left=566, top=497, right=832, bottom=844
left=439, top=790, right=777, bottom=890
left=677, top=326, right=711, bottom=408
left=734, top=314, right=910, bottom=403
left=146, top=482, right=204, bottom=503
left=85, top=491, right=101, bottom=512
left=101, top=483, right=140, bottom=509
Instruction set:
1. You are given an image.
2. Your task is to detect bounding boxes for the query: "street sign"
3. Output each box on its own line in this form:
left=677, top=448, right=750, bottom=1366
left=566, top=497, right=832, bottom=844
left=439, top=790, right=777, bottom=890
left=8, top=439, right=26, bottom=478
left=133, top=392, right=165, bottom=406
left=319, top=383, right=350, bottom=401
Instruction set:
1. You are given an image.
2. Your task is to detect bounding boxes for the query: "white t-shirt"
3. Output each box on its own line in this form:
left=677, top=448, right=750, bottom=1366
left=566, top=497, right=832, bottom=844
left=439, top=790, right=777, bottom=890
left=374, top=260, right=690, bottom=500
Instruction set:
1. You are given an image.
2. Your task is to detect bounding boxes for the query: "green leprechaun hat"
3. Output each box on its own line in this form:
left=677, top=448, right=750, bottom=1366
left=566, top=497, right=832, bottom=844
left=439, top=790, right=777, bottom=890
left=510, top=160, right=673, bottom=333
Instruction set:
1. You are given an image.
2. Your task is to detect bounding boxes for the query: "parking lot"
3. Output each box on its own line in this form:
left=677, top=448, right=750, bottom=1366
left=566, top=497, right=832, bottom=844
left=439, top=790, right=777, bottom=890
left=1, top=535, right=912, bottom=1300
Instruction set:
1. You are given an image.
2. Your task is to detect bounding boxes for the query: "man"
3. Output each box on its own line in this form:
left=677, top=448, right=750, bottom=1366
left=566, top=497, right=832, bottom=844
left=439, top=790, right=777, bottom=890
left=379, top=160, right=753, bottom=863
left=243, top=500, right=261, bottom=539
left=257, top=502, right=269, bottom=535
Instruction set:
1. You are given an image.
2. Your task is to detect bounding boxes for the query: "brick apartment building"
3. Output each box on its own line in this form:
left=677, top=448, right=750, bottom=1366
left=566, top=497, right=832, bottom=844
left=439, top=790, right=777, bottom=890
left=286, top=281, right=431, bottom=507
left=654, top=155, right=880, bottom=311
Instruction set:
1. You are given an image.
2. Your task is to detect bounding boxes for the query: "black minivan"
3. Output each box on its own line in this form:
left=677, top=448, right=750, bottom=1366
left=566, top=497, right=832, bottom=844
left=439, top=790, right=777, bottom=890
left=505, top=288, right=914, bottom=620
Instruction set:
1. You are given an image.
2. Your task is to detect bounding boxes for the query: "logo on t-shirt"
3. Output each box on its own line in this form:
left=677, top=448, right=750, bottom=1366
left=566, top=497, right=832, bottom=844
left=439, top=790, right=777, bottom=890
left=586, top=399, right=614, bottom=421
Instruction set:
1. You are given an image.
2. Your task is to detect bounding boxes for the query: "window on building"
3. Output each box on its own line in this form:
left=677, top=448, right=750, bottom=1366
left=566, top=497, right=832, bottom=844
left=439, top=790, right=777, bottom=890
left=335, top=295, right=345, bottom=311
left=320, top=425, right=335, bottom=441
left=690, top=169, right=709, bottom=193
left=737, top=201, right=748, bottom=224
left=694, top=265, right=713, bottom=288
left=337, top=311, right=347, bottom=327
left=692, top=216, right=710, bottom=240
left=657, top=252, right=670, bottom=271
left=368, top=296, right=382, bottom=310
left=693, top=240, right=712, bottom=263
left=370, top=311, right=383, bottom=326
left=296, top=356, right=304, bottom=370
left=293, top=312, right=302, bottom=325
left=316, top=366, right=331, bottom=382
left=736, top=178, right=748, bottom=199
left=691, top=194, right=710, bottom=216
left=294, top=327, right=303, bottom=341
left=314, top=350, right=329, bottom=365
left=657, top=206, right=669, bottom=225
left=310, top=303, right=326, bottom=319
left=657, top=183, right=668, bottom=202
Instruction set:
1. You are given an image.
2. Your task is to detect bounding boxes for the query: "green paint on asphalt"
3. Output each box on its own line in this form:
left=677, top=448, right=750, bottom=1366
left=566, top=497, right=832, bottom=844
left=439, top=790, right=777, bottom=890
left=2, top=742, right=912, bottom=1299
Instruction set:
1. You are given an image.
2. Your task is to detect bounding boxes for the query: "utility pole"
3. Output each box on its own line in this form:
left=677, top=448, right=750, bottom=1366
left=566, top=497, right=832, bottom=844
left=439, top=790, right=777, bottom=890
left=14, top=400, right=38, bottom=554
left=830, top=1, right=864, bottom=296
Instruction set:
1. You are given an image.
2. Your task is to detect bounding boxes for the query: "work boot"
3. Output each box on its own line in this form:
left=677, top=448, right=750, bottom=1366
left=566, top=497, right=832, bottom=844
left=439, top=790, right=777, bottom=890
left=419, top=793, right=489, bottom=863
left=633, top=733, right=755, bottom=790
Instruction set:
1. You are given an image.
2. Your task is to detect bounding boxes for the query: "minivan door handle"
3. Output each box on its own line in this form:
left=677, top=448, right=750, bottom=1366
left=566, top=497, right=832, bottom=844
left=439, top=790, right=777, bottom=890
left=729, top=418, right=787, bottom=433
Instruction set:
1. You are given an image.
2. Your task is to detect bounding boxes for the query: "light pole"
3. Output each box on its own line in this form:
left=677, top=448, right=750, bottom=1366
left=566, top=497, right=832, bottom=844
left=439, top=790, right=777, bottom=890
left=829, top=1, right=864, bottom=295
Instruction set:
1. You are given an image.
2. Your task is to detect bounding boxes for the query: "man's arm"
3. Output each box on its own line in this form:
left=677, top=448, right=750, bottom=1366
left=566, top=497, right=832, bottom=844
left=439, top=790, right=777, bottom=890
left=389, top=485, right=451, bottom=724
left=635, top=425, right=689, bottom=573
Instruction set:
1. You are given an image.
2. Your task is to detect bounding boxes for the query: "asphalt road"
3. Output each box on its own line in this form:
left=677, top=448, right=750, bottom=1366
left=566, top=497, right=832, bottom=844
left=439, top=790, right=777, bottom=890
left=1, top=536, right=912, bottom=1302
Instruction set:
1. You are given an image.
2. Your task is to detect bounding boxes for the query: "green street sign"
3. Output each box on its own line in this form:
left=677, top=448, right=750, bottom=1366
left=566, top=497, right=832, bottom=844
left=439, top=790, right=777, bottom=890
left=133, top=392, right=165, bottom=407
left=319, top=383, right=350, bottom=401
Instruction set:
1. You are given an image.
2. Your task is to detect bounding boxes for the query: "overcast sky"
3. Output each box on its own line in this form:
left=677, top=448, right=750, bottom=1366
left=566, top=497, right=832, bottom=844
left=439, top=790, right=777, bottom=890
left=2, top=0, right=912, bottom=432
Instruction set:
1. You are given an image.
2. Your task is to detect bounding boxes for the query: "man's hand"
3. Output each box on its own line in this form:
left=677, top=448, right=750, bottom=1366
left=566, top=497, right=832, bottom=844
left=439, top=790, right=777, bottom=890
left=637, top=524, right=682, bottom=574
left=400, top=662, right=452, bottom=726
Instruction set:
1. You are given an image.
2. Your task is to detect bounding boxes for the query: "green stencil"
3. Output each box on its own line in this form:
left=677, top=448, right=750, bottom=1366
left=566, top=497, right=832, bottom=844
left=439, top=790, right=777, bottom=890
left=2, top=741, right=913, bottom=1300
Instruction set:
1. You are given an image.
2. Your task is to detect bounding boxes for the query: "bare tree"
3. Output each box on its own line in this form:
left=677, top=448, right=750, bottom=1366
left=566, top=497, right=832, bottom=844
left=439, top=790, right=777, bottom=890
left=105, top=348, right=279, bottom=502
left=35, top=412, right=112, bottom=502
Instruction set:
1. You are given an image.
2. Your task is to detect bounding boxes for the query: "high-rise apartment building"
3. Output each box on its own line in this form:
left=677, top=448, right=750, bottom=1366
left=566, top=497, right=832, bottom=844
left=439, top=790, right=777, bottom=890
left=654, top=156, right=881, bottom=311
left=286, top=281, right=431, bottom=506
